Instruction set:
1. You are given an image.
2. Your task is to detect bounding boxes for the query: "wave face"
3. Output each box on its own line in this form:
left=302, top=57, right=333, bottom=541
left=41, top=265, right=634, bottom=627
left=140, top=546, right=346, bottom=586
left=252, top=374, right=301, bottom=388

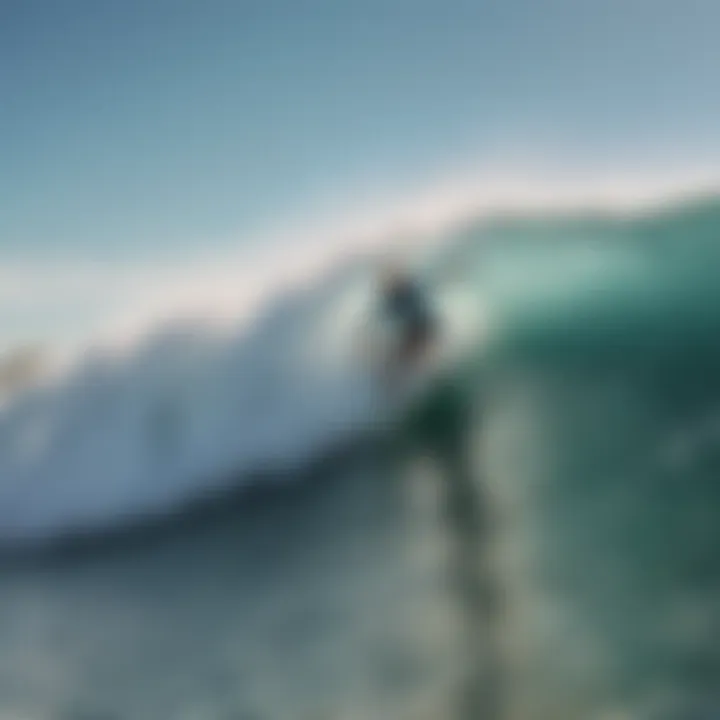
left=2, top=193, right=720, bottom=546
left=468, top=199, right=720, bottom=718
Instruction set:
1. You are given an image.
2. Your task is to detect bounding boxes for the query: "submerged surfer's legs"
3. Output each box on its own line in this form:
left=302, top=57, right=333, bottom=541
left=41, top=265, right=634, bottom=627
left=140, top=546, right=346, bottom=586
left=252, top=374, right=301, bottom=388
left=400, top=377, right=503, bottom=719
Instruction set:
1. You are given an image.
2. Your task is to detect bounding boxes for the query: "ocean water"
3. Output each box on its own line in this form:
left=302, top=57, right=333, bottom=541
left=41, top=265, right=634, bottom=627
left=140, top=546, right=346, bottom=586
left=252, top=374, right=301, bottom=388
left=1, top=194, right=720, bottom=718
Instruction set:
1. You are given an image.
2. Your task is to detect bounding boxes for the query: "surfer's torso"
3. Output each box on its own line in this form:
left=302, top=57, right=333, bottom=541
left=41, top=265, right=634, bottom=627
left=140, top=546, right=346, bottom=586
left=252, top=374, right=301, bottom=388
left=383, top=279, right=434, bottom=333
left=380, top=276, right=438, bottom=370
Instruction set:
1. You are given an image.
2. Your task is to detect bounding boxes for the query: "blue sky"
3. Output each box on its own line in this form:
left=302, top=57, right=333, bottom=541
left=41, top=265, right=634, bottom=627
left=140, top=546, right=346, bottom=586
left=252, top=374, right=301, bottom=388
left=2, top=0, right=720, bottom=348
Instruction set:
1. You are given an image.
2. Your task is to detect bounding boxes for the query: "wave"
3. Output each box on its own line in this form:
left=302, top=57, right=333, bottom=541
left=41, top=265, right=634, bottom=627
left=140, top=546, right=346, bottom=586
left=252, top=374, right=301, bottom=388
left=2, top=188, right=720, bottom=547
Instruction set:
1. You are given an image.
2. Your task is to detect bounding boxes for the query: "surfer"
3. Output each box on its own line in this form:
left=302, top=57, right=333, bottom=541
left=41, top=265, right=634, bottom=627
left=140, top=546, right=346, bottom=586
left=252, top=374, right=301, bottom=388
left=377, top=262, right=498, bottom=718
left=377, top=261, right=439, bottom=381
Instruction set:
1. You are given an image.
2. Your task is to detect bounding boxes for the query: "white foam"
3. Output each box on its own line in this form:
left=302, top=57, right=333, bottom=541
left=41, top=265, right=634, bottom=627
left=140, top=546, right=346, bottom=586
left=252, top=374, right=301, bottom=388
left=0, top=267, right=386, bottom=544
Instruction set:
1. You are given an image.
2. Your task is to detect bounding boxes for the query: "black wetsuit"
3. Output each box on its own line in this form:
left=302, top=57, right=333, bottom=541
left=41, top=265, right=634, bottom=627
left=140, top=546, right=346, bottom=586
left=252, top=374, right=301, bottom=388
left=383, top=278, right=437, bottom=354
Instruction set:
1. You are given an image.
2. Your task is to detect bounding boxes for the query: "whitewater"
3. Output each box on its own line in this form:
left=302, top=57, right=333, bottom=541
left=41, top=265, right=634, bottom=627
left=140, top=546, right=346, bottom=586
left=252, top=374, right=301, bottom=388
left=0, top=237, right=484, bottom=545
left=1, top=171, right=719, bottom=547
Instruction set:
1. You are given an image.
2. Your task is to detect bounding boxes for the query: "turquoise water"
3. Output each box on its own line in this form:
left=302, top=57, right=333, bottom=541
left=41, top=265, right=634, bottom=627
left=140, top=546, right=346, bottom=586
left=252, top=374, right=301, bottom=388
left=454, top=198, right=720, bottom=718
